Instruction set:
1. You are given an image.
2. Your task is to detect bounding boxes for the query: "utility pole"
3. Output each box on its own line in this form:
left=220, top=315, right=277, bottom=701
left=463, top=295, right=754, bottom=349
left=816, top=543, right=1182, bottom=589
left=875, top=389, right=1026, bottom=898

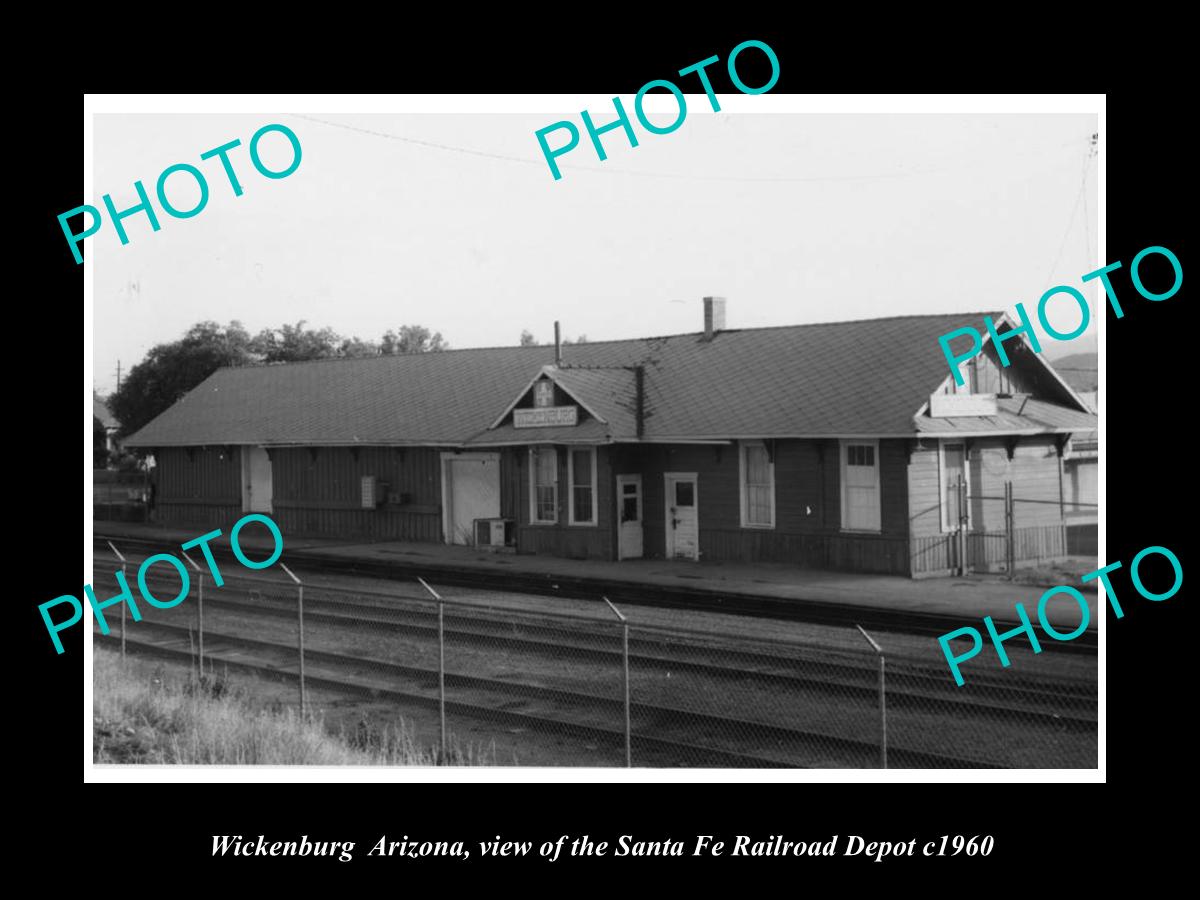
left=115, top=360, right=121, bottom=395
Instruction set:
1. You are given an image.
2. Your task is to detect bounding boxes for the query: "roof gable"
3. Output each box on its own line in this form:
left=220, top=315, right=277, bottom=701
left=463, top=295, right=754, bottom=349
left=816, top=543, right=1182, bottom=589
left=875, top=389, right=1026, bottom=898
left=921, top=312, right=1094, bottom=417
left=486, top=365, right=621, bottom=431
left=474, top=365, right=640, bottom=446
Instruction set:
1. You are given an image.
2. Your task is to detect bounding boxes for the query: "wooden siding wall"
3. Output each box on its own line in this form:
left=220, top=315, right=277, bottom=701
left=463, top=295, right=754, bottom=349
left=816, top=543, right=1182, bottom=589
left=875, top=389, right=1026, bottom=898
left=608, top=440, right=910, bottom=575
left=909, top=435, right=1067, bottom=574
left=156, top=446, right=241, bottom=528
left=942, top=343, right=1078, bottom=407
left=271, top=447, right=443, bottom=540
left=509, top=445, right=614, bottom=560
left=1064, top=457, right=1098, bottom=521
left=157, top=445, right=446, bottom=540
left=158, top=435, right=1078, bottom=579
left=944, top=346, right=1015, bottom=395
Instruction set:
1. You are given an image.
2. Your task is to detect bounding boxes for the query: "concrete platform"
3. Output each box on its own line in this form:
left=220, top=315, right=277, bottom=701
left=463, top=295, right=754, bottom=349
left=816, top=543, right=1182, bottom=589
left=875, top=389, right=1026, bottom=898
left=90, top=519, right=1099, bottom=634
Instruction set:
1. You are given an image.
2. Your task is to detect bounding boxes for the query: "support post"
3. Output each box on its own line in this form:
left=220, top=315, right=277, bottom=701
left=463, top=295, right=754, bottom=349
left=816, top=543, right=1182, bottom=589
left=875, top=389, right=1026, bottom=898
left=1005, top=481, right=1014, bottom=580
left=856, top=624, right=887, bottom=769
left=280, top=563, right=305, bottom=718
left=418, top=578, right=447, bottom=761
left=603, top=596, right=631, bottom=768
left=106, top=540, right=127, bottom=660
left=956, top=474, right=967, bottom=576
left=181, top=551, right=204, bottom=676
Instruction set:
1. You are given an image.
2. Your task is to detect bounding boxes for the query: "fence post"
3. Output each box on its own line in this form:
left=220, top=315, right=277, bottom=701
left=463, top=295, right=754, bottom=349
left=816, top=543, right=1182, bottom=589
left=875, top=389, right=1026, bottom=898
left=180, top=551, right=205, bottom=677
left=1005, top=481, right=1014, bottom=580
left=418, top=578, right=447, bottom=762
left=106, top=540, right=127, bottom=660
left=856, top=624, right=887, bottom=769
left=280, top=563, right=305, bottom=718
left=603, top=596, right=631, bottom=768
left=954, top=474, right=962, bottom=576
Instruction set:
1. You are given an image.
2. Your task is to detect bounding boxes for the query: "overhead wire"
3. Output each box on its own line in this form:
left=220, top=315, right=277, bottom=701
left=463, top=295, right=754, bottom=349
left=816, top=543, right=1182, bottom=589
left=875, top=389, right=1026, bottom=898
left=290, top=113, right=1091, bottom=185
left=1041, top=133, right=1097, bottom=288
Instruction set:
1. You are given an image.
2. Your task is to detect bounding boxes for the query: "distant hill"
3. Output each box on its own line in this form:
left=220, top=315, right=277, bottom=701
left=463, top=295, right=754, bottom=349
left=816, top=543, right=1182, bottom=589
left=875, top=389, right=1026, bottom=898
left=1042, top=332, right=1097, bottom=361
left=1049, top=351, right=1098, bottom=392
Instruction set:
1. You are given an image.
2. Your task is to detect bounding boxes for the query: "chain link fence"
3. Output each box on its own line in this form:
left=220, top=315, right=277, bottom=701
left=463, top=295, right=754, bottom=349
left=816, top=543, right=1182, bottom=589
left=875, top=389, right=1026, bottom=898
left=90, top=543, right=1098, bottom=768
left=93, top=470, right=150, bottom=522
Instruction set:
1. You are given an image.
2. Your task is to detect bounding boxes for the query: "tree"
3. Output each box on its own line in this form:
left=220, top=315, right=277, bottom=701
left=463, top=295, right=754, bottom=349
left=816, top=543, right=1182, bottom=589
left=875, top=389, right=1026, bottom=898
left=93, top=416, right=109, bottom=468
left=252, top=321, right=386, bottom=360
left=252, top=320, right=344, bottom=362
left=339, top=335, right=382, bottom=358
left=110, top=320, right=258, bottom=439
left=381, top=324, right=448, bottom=354
left=110, top=319, right=450, bottom=440
left=523, top=330, right=587, bottom=346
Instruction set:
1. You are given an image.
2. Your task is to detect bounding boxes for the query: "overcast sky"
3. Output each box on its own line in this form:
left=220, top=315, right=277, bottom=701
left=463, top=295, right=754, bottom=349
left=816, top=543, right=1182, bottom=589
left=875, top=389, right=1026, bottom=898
left=92, top=110, right=1098, bottom=395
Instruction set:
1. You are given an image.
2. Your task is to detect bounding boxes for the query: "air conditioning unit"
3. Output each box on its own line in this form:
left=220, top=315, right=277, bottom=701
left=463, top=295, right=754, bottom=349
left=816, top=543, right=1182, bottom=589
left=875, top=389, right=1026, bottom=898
left=474, top=517, right=512, bottom=547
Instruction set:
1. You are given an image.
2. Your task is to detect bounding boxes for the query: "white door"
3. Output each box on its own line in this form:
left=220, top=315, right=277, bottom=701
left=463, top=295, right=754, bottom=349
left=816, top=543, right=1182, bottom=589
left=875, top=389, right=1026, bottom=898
left=842, top=441, right=881, bottom=531
left=443, top=454, right=501, bottom=545
left=616, top=474, right=643, bottom=560
left=665, top=473, right=699, bottom=560
left=242, top=446, right=273, bottom=513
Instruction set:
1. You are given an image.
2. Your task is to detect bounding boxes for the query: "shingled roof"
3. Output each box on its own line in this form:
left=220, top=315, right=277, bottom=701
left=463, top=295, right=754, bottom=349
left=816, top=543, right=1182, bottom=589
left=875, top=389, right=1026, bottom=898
left=123, top=313, right=1095, bottom=447
left=93, top=394, right=119, bottom=429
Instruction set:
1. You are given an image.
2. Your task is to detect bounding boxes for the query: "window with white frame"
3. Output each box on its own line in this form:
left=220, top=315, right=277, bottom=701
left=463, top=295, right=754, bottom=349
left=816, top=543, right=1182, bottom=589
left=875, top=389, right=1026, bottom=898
left=568, top=447, right=597, bottom=525
left=529, top=446, right=558, bottom=524
left=740, top=440, right=775, bottom=528
left=840, top=440, right=881, bottom=532
left=939, top=441, right=970, bottom=532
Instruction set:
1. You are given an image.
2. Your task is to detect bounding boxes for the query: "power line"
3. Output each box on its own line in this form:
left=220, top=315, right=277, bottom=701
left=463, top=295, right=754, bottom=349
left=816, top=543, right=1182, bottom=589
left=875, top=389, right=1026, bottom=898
left=292, top=114, right=546, bottom=168
left=1082, top=135, right=1094, bottom=266
left=1042, top=132, right=1097, bottom=288
left=291, top=113, right=1091, bottom=185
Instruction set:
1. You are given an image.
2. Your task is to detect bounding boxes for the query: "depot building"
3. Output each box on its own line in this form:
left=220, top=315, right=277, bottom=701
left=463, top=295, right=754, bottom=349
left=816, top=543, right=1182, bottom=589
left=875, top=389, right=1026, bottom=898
left=123, top=299, right=1098, bottom=578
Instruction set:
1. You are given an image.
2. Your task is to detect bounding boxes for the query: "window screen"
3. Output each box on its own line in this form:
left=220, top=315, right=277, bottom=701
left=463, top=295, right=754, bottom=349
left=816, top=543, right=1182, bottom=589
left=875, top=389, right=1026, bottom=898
left=531, top=447, right=557, bottom=523
left=743, top=443, right=773, bottom=526
left=570, top=448, right=594, bottom=524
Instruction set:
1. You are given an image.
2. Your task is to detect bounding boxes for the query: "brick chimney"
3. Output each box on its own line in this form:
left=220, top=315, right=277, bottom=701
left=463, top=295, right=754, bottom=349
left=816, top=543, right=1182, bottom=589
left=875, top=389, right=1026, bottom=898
left=703, top=296, right=726, bottom=340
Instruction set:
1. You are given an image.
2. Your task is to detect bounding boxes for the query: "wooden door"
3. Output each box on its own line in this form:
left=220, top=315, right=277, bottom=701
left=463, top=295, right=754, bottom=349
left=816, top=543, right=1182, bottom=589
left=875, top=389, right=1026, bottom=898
left=664, top=473, right=699, bottom=560
left=617, top=474, right=643, bottom=559
left=242, top=446, right=273, bottom=513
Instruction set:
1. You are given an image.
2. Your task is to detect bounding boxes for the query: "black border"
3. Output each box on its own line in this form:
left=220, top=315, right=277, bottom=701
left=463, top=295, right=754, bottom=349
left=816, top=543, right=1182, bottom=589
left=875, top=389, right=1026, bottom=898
left=23, top=27, right=1190, bottom=884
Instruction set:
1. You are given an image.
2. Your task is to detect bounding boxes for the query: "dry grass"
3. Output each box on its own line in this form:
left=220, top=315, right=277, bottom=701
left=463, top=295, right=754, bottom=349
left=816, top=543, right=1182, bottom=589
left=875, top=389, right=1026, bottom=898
left=1007, top=557, right=1101, bottom=588
left=93, top=649, right=489, bottom=765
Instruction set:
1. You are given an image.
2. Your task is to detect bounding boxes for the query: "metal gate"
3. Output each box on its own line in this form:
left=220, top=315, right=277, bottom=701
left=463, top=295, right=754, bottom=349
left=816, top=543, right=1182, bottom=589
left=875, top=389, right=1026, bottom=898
left=951, top=476, right=1098, bottom=578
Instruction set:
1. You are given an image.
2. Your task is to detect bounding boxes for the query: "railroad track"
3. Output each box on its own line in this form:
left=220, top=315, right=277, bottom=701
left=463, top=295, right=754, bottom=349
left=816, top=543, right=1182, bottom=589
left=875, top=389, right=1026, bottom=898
left=94, top=620, right=1014, bottom=769
left=152, top=585, right=1095, bottom=730
left=92, top=535, right=1098, bottom=652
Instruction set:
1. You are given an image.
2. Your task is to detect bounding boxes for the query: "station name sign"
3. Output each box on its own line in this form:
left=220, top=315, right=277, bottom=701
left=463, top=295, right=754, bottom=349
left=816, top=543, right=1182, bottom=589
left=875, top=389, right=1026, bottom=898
left=514, top=406, right=578, bottom=428
left=928, top=393, right=999, bottom=418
